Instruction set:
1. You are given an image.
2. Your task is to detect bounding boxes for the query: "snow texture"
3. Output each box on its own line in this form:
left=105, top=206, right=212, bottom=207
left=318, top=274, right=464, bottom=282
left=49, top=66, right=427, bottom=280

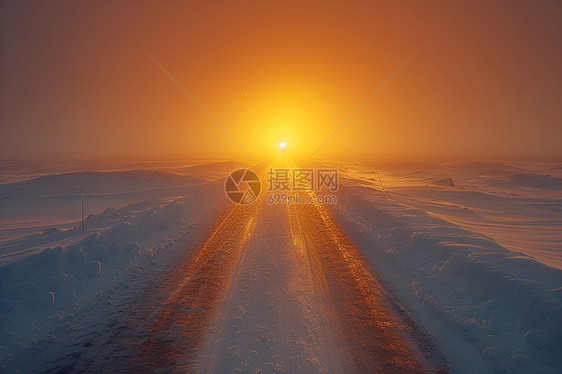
left=331, top=160, right=562, bottom=374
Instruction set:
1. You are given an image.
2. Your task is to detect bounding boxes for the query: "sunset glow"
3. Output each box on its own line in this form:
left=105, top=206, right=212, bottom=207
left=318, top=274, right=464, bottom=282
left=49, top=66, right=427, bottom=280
left=1, top=1, right=561, bottom=160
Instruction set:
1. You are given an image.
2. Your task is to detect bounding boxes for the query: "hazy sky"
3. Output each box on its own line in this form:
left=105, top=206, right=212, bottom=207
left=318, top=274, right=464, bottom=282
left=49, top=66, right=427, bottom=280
left=1, top=0, right=561, bottom=160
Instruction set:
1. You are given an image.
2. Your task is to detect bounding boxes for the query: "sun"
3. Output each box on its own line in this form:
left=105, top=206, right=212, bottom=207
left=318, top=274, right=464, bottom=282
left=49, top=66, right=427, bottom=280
left=278, top=141, right=287, bottom=150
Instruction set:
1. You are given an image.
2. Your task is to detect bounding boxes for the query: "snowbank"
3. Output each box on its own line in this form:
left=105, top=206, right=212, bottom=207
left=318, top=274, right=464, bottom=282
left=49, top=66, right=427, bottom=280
left=332, top=185, right=562, bottom=373
left=0, top=198, right=190, bottom=359
left=0, top=164, right=229, bottom=372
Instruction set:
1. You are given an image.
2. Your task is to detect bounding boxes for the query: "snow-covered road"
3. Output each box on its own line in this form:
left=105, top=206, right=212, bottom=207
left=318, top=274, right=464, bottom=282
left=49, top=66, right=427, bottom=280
left=133, top=164, right=442, bottom=373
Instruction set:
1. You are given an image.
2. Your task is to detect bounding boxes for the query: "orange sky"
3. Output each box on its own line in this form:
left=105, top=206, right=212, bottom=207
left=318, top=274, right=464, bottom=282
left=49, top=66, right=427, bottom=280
left=1, top=0, right=561, bottom=160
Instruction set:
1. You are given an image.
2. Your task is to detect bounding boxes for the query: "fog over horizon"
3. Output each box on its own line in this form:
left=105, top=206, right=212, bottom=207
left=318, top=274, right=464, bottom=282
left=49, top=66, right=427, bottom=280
left=2, top=1, right=561, bottom=161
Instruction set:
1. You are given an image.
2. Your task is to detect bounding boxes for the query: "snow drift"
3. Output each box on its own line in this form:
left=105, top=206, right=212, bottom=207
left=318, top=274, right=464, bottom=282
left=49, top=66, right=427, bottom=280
left=333, top=185, right=562, bottom=373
